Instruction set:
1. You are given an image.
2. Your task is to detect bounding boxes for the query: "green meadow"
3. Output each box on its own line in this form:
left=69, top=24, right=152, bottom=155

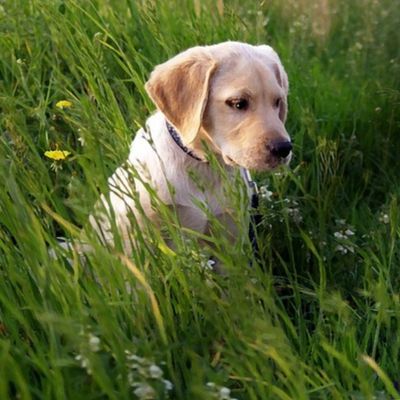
left=1, top=0, right=399, bottom=398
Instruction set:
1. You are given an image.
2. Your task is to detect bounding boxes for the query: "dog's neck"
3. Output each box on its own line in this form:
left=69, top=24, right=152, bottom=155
left=166, top=121, right=203, bottom=162
left=165, top=121, right=223, bottom=164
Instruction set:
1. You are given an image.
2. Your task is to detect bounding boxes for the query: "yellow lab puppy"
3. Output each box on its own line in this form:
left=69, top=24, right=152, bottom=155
left=90, top=41, right=291, bottom=254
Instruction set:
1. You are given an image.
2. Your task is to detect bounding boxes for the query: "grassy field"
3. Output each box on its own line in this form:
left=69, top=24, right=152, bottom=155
left=1, top=0, right=400, bottom=398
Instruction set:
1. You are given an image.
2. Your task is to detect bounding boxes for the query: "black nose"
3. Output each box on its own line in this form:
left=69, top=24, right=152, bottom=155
left=268, top=140, right=292, bottom=158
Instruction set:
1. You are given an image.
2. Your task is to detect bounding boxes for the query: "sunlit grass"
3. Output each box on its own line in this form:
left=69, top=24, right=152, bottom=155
left=0, top=0, right=399, bottom=398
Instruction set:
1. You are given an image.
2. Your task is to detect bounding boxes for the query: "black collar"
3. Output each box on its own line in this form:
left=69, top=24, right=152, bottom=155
left=166, top=121, right=203, bottom=162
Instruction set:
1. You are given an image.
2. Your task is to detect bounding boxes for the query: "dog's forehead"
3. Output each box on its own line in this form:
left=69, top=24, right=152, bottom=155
left=211, top=54, right=280, bottom=97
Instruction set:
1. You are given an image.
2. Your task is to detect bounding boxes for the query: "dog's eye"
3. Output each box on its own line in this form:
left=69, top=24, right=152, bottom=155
left=226, top=98, right=249, bottom=111
left=274, top=97, right=282, bottom=108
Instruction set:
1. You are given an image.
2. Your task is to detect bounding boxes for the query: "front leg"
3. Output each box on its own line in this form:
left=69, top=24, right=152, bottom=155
left=208, top=211, right=239, bottom=243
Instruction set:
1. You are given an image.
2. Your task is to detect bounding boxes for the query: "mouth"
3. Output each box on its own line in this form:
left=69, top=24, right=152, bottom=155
left=222, top=151, right=292, bottom=171
left=265, top=152, right=292, bottom=169
left=280, top=152, right=292, bottom=166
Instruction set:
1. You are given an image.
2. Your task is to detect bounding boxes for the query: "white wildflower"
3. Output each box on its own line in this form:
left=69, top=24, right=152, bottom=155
left=75, top=354, right=92, bottom=375
left=207, top=382, right=236, bottom=400
left=334, top=221, right=356, bottom=246
left=88, top=334, right=100, bottom=352
left=220, top=386, right=231, bottom=399
left=335, top=244, right=354, bottom=255
left=128, top=371, right=135, bottom=386
left=334, top=231, right=345, bottom=239
left=163, top=379, right=173, bottom=391
left=125, top=351, right=144, bottom=363
left=354, top=42, right=363, bottom=50
left=379, top=213, right=389, bottom=224
left=335, top=244, right=347, bottom=255
left=149, top=364, right=163, bottom=379
left=197, top=251, right=215, bottom=271
left=205, top=258, right=216, bottom=270
left=286, top=207, right=303, bottom=223
left=259, top=185, right=273, bottom=201
left=125, top=351, right=172, bottom=398
left=133, top=382, right=155, bottom=399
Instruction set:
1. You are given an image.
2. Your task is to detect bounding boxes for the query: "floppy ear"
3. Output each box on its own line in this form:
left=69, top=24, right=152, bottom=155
left=257, top=45, right=289, bottom=123
left=145, top=47, right=217, bottom=145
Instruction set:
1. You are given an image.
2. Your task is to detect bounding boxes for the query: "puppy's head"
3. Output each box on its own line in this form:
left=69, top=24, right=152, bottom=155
left=145, top=41, right=291, bottom=171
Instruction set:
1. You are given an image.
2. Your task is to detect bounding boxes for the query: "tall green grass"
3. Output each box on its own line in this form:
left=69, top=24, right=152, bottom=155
left=0, top=0, right=399, bottom=398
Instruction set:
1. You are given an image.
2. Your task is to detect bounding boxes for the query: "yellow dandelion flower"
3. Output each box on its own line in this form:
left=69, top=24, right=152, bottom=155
left=44, top=150, right=71, bottom=161
left=55, top=100, right=73, bottom=109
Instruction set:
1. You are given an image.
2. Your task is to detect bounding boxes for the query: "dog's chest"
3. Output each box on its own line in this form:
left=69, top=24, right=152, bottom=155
left=170, top=172, right=230, bottom=233
left=130, top=118, right=231, bottom=218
